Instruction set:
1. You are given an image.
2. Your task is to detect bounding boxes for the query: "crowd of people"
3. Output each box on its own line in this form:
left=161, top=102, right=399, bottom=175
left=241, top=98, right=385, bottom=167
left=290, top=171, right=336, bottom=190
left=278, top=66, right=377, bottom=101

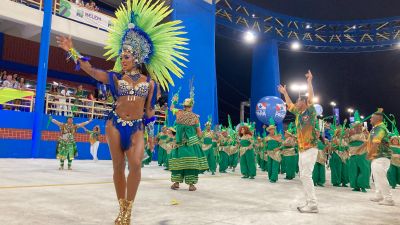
left=71, top=0, right=100, bottom=12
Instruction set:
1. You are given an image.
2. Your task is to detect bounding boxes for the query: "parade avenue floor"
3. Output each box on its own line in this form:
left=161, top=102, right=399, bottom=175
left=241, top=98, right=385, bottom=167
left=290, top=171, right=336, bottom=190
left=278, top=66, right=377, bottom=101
left=0, top=159, right=399, bottom=225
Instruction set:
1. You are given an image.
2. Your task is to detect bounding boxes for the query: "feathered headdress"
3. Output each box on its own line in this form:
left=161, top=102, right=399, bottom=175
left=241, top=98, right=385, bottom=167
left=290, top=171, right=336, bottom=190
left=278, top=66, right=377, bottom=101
left=104, top=0, right=189, bottom=90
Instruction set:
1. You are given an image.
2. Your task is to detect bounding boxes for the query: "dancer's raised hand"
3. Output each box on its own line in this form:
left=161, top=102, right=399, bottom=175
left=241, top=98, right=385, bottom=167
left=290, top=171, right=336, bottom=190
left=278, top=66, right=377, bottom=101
left=56, top=36, right=73, bottom=52
left=277, top=84, right=287, bottom=94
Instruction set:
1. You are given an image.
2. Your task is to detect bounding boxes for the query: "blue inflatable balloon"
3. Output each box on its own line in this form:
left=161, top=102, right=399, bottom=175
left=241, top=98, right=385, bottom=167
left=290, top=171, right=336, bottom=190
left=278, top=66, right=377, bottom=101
left=256, top=96, right=287, bottom=124
left=314, top=104, right=323, bottom=116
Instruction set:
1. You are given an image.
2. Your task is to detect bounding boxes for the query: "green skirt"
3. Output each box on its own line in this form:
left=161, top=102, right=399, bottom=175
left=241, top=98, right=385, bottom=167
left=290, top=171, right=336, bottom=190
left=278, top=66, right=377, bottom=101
left=169, top=144, right=209, bottom=171
left=56, top=140, right=77, bottom=160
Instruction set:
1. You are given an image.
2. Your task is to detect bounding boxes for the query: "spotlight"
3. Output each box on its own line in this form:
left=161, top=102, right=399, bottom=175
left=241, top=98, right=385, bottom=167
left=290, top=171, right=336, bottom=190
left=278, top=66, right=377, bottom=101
left=360, top=115, right=365, bottom=119
left=352, top=25, right=356, bottom=29
left=244, top=31, right=256, bottom=43
left=330, top=101, right=336, bottom=107
left=252, top=14, right=255, bottom=18
left=291, top=41, right=301, bottom=50
left=306, top=24, right=312, bottom=29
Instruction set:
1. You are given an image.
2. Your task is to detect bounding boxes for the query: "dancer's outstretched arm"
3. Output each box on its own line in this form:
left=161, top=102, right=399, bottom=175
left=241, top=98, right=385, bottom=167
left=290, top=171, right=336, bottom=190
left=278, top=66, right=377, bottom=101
left=56, top=36, right=108, bottom=84
left=76, top=119, right=93, bottom=128
left=277, top=84, right=293, bottom=107
left=305, top=70, right=314, bottom=105
left=51, top=118, right=63, bottom=127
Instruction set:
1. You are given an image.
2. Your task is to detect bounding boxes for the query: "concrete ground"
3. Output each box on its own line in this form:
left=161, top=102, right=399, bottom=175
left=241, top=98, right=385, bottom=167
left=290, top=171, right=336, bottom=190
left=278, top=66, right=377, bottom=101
left=0, top=159, right=399, bottom=225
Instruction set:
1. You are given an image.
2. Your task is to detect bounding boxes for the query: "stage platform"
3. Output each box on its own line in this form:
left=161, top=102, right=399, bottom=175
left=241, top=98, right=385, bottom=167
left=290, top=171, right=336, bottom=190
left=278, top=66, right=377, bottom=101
left=0, top=159, right=399, bottom=225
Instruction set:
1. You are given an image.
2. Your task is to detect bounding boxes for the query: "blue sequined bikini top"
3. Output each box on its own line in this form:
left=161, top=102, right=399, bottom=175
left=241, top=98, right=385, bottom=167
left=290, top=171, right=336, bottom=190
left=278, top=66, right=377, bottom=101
left=117, top=75, right=150, bottom=98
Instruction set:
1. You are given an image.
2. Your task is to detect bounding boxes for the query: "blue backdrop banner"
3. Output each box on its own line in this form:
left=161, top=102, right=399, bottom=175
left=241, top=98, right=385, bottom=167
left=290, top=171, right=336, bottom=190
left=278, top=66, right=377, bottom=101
left=169, top=0, right=218, bottom=128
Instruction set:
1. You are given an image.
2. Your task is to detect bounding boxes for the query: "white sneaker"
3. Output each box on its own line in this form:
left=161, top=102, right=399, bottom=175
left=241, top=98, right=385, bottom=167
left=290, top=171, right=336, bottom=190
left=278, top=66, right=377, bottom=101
left=370, top=197, right=384, bottom=202
left=378, top=200, right=395, bottom=206
left=297, top=205, right=318, bottom=213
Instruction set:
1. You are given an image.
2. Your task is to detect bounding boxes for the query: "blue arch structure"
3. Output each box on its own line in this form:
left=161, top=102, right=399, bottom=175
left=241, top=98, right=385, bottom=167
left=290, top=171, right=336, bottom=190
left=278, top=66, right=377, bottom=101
left=216, top=0, right=400, bottom=53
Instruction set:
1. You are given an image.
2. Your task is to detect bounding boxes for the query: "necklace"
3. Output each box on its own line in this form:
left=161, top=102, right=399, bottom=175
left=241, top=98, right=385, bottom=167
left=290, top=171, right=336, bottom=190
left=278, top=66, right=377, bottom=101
left=130, top=73, right=141, bottom=82
left=124, top=70, right=141, bottom=82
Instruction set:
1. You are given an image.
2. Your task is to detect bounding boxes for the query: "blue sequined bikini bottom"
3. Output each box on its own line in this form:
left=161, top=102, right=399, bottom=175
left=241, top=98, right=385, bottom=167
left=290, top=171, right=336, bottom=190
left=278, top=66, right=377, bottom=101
left=108, top=111, right=144, bottom=151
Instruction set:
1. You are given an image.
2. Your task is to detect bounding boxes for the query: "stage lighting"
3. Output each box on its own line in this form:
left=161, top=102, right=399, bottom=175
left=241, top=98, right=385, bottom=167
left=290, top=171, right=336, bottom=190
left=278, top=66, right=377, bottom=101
left=352, top=25, right=356, bottom=29
left=313, top=96, right=319, bottom=103
left=252, top=14, right=255, bottom=18
left=306, top=24, right=312, bottom=29
left=291, top=41, right=301, bottom=50
left=330, top=101, right=336, bottom=107
left=360, top=115, right=365, bottom=119
left=244, top=31, right=256, bottom=43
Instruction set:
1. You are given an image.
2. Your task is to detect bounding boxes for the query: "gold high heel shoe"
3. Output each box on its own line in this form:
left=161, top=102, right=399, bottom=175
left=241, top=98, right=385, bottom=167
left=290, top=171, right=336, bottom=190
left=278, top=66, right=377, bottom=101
left=122, top=200, right=133, bottom=225
left=115, top=199, right=126, bottom=225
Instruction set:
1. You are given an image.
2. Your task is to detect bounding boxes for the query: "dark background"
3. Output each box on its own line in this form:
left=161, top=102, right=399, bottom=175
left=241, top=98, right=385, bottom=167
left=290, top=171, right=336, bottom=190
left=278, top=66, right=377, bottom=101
left=216, top=0, right=400, bottom=126
left=216, top=36, right=400, bottom=126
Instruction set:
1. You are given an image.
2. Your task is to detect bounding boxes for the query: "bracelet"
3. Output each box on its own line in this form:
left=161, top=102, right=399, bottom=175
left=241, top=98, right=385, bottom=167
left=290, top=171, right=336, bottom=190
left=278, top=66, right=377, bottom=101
left=68, top=48, right=83, bottom=63
left=67, top=48, right=90, bottom=71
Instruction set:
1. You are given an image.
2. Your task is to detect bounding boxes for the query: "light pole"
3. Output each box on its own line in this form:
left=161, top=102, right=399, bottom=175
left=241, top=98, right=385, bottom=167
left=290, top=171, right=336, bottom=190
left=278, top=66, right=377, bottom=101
left=347, top=108, right=354, bottom=120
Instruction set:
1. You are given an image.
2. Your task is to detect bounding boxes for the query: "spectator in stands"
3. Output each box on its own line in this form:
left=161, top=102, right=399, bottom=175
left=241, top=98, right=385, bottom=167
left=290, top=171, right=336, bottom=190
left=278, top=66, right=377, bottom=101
left=2, top=74, right=15, bottom=88
left=12, top=73, right=18, bottom=83
left=0, top=71, right=7, bottom=85
left=16, top=77, right=26, bottom=90
left=75, top=84, right=85, bottom=98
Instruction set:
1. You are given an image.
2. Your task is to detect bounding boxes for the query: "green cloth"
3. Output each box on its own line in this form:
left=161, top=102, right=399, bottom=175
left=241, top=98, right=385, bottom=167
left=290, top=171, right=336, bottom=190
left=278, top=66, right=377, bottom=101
left=219, top=151, right=229, bottom=172
left=312, top=163, right=326, bottom=186
left=330, top=152, right=349, bottom=186
left=266, top=137, right=281, bottom=182
left=284, top=155, right=297, bottom=179
left=203, top=148, right=216, bottom=173
left=348, top=154, right=371, bottom=189
left=267, top=157, right=279, bottom=182
left=240, top=150, right=256, bottom=177
left=228, top=152, right=239, bottom=168
left=387, top=164, right=400, bottom=188
left=169, top=122, right=208, bottom=184
left=387, top=145, right=400, bottom=188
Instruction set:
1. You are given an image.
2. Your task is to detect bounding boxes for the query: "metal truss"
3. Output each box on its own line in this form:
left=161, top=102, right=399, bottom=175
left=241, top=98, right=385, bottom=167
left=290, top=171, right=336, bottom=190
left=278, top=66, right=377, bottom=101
left=216, top=0, right=400, bottom=52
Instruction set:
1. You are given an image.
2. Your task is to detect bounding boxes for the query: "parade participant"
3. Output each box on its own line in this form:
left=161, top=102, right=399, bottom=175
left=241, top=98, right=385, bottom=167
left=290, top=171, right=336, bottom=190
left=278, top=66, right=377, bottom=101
left=312, top=130, right=328, bottom=187
left=348, top=111, right=369, bottom=192
left=265, top=118, right=282, bottom=183
left=142, top=130, right=152, bottom=167
left=163, top=127, right=176, bottom=170
left=255, top=135, right=267, bottom=172
left=218, top=129, right=230, bottom=173
left=388, top=128, right=400, bottom=189
left=278, top=70, right=319, bottom=213
left=83, top=125, right=101, bottom=161
left=202, top=118, right=217, bottom=175
left=51, top=116, right=92, bottom=170
left=227, top=134, right=239, bottom=172
left=361, top=108, right=394, bottom=206
left=156, top=126, right=169, bottom=167
left=56, top=0, right=188, bottom=223
left=169, top=83, right=209, bottom=191
left=281, top=125, right=297, bottom=180
left=330, top=126, right=350, bottom=187
left=239, top=124, right=256, bottom=179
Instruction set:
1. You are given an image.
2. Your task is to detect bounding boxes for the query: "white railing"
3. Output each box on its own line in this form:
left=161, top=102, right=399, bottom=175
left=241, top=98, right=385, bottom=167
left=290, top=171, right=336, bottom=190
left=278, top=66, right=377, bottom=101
left=0, top=96, right=35, bottom=112
left=45, top=93, right=112, bottom=119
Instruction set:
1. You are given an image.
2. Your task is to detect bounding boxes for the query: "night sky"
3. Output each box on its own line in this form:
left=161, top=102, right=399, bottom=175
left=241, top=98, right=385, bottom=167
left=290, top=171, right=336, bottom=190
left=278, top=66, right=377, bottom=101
left=216, top=36, right=400, bottom=126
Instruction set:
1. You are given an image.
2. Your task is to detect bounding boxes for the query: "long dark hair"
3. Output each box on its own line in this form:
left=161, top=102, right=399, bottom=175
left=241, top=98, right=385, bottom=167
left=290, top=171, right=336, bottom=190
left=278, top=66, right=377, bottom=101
left=138, top=63, right=150, bottom=77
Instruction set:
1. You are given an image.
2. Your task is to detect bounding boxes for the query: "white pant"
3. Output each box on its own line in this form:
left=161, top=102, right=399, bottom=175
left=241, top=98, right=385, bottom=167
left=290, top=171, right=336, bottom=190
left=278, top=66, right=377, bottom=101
left=371, top=158, right=392, bottom=201
left=90, top=141, right=100, bottom=161
left=299, top=148, right=318, bottom=206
